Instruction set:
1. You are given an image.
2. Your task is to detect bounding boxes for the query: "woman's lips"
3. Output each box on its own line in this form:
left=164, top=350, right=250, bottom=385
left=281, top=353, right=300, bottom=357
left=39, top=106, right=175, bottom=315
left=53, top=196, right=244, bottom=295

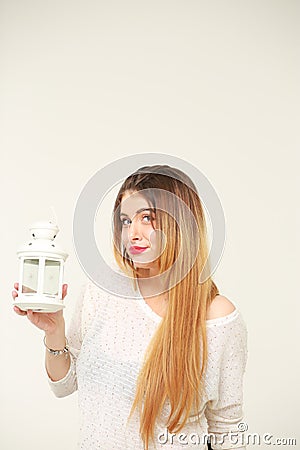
left=129, top=246, right=148, bottom=255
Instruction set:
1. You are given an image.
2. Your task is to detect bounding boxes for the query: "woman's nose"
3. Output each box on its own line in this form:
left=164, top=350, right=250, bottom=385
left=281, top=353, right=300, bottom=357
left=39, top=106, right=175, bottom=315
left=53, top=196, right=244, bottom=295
left=129, top=219, right=142, bottom=241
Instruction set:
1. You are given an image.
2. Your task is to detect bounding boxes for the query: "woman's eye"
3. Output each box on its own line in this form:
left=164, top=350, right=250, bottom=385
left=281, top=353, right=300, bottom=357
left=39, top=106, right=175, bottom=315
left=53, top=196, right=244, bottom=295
left=120, top=214, right=155, bottom=226
left=142, top=215, right=154, bottom=223
left=121, top=218, right=131, bottom=226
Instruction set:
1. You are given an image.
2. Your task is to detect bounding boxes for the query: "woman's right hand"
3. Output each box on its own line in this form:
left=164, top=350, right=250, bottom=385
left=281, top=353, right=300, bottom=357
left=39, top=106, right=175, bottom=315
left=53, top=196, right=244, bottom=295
left=12, top=282, right=68, bottom=335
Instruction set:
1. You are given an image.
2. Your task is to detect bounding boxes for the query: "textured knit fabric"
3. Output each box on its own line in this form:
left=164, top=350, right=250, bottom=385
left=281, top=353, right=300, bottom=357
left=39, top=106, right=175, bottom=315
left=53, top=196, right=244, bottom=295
left=47, top=271, right=248, bottom=450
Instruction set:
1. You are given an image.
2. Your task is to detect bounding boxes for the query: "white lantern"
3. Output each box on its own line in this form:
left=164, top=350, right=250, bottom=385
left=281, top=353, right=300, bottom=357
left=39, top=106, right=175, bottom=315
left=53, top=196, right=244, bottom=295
left=15, top=221, right=68, bottom=312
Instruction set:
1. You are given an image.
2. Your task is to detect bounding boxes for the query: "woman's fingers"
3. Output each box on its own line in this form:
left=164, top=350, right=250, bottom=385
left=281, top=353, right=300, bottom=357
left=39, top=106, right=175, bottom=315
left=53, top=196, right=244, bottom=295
left=13, top=305, right=27, bottom=316
left=12, top=285, right=27, bottom=316
left=62, top=284, right=68, bottom=300
left=12, top=285, right=26, bottom=315
left=12, top=283, right=67, bottom=325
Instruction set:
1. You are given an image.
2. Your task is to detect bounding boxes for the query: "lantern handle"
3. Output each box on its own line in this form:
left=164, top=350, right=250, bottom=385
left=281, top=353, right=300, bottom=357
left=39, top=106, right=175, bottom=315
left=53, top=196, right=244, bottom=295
left=50, top=205, right=58, bottom=226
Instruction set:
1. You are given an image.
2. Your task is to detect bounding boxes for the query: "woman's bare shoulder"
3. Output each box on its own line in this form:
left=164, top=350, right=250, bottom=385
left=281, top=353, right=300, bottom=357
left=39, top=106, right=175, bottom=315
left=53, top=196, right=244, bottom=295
left=206, top=294, right=236, bottom=320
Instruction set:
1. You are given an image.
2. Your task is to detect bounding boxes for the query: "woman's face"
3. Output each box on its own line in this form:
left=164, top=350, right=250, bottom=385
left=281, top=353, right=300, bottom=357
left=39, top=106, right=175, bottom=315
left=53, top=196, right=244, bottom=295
left=119, top=191, right=164, bottom=271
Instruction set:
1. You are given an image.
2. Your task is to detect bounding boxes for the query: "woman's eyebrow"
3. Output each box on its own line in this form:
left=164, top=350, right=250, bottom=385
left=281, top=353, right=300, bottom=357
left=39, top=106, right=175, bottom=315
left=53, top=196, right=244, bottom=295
left=119, top=207, right=155, bottom=217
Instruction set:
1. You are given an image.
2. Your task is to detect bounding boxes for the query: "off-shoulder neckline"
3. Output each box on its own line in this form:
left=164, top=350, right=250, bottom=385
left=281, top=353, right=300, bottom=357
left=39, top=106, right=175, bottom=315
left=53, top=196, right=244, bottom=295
left=87, top=274, right=241, bottom=326
left=206, top=307, right=240, bottom=327
left=135, top=286, right=240, bottom=326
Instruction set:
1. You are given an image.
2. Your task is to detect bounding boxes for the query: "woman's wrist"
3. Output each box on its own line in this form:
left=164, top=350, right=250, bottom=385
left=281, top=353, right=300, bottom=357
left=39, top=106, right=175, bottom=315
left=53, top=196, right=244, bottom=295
left=44, top=325, right=66, bottom=349
left=44, top=335, right=69, bottom=356
left=44, top=335, right=66, bottom=349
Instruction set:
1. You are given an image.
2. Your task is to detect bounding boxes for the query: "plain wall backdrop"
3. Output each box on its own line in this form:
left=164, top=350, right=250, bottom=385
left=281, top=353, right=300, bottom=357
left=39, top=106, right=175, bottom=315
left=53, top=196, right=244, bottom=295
left=0, top=1, right=299, bottom=449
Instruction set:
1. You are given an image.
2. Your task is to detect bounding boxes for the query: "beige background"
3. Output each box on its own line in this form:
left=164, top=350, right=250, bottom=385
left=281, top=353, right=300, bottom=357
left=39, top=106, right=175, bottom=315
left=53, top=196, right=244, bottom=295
left=0, top=1, right=299, bottom=449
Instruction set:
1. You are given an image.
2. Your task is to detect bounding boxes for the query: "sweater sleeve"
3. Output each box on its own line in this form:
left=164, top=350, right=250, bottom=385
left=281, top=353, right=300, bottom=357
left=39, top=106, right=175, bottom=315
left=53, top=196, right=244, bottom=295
left=47, top=281, right=88, bottom=398
left=204, top=314, right=248, bottom=450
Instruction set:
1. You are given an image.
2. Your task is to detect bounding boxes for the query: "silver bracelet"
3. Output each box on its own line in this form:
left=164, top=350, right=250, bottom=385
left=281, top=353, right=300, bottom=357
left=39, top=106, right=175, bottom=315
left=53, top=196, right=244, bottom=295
left=44, top=335, right=69, bottom=356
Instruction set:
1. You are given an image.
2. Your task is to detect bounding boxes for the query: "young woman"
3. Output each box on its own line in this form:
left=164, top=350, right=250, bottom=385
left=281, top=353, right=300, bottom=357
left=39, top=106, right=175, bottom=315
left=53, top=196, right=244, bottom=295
left=12, top=164, right=248, bottom=450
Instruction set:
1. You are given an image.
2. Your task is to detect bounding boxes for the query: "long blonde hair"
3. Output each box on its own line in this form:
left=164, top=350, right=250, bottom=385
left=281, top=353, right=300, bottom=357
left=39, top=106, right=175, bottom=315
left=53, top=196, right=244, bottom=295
left=112, top=165, right=219, bottom=449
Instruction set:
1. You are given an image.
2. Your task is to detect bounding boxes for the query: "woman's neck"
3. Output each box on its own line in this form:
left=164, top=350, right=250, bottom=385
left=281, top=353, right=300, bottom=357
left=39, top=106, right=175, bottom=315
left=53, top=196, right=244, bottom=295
left=136, top=269, right=167, bottom=299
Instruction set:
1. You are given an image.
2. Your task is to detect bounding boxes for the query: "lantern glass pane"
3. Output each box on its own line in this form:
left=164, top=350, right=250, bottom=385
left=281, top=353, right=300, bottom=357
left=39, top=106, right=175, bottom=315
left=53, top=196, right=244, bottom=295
left=43, top=260, right=60, bottom=295
left=22, top=259, right=39, bottom=293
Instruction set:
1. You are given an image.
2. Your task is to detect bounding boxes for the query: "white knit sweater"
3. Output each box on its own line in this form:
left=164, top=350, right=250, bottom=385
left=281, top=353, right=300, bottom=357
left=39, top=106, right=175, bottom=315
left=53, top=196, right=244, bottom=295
left=47, top=272, right=248, bottom=450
